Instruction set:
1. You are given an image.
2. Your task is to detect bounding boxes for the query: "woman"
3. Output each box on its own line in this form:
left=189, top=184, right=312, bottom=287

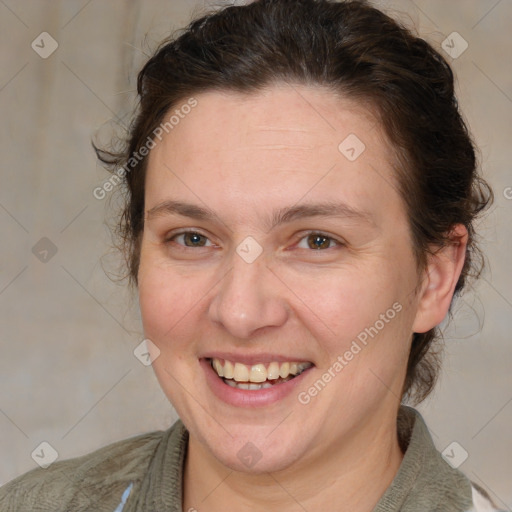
left=0, top=0, right=498, bottom=510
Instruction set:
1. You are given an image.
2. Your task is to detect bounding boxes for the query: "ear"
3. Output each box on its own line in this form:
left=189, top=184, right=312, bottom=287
left=412, top=224, right=468, bottom=333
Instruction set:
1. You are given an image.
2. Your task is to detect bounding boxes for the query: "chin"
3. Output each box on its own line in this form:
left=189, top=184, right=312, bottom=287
left=212, top=443, right=305, bottom=474
left=194, top=422, right=312, bottom=474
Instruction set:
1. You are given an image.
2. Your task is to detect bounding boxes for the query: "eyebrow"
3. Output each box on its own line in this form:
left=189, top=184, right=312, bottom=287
left=145, top=199, right=375, bottom=230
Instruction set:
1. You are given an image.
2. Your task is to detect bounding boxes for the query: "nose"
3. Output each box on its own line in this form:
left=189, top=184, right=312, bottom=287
left=207, top=250, right=289, bottom=339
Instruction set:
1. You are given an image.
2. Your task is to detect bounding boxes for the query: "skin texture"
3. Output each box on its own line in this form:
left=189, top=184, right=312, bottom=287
left=137, top=84, right=468, bottom=511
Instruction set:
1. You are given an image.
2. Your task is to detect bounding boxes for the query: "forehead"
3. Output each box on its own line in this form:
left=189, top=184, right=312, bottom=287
left=145, top=84, right=403, bottom=226
left=166, top=84, right=382, bottom=152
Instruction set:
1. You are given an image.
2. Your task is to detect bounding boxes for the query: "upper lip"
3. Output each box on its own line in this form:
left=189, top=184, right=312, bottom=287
left=202, top=352, right=314, bottom=366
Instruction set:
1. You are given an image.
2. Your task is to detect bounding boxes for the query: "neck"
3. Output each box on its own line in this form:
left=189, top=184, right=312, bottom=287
left=183, top=410, right=404, bottom=512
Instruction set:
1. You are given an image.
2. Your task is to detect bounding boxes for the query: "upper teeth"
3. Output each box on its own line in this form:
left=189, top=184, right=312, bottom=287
left=210, top=358, right=312, bottom=383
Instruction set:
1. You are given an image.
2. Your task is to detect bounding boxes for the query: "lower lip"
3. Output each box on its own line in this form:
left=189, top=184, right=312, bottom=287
left=200, top=358, right=313, bottom=408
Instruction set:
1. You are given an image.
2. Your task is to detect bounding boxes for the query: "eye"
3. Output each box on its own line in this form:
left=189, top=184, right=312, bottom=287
left=166, top=230, right=214, bottom=248
left=296, top=232, right=342, bottom=250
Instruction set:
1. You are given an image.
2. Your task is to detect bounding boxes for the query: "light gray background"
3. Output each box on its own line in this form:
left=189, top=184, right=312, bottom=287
left=1, top=0, right=511, bottom=508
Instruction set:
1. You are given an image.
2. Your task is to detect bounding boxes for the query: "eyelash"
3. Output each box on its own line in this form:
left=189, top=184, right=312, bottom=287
left=164, top=229, right=344, bottom=251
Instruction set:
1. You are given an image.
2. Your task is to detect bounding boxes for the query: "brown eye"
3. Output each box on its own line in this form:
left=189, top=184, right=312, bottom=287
left=170, top=232, right=212, bottom=247
left=298, top=233, right=339, bottom=250
left=184, top=233, right=207, bottom=247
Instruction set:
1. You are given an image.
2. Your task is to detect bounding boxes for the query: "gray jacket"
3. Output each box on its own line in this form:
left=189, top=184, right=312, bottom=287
left=0, top=405, right=500, bottom=511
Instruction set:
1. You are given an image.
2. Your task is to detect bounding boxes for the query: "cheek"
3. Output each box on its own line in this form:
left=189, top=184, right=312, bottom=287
left=138, top=266, right=203, bottom=401
left=283, top=265, right=400, bottom=338
left=283, top=263, right=415, bottom=386
left=297, top=276, right=412, bottom=402
left=138, top=258, right=202, bottom=347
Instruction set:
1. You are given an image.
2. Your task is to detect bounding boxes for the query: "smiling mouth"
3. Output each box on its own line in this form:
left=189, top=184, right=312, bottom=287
left=208, top=357, right=313, bottom=390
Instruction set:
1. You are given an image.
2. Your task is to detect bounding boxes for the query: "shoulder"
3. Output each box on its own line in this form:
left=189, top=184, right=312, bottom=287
left=468, top=482, right=504, bottom=512
left=394, top=406, right=503, bottom=512
left=0, top=426, right=172, bottom=512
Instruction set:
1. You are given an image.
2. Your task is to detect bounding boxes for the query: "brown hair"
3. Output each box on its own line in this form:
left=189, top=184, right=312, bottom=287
left=95, top=0, right=493, bottom=404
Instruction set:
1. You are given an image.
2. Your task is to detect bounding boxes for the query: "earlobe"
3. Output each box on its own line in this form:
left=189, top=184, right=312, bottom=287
left=412, top=224, right=468, bottom=334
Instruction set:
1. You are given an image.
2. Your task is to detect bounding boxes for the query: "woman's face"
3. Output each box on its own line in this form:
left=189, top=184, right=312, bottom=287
left=138, top=84, right=427, bottom=472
